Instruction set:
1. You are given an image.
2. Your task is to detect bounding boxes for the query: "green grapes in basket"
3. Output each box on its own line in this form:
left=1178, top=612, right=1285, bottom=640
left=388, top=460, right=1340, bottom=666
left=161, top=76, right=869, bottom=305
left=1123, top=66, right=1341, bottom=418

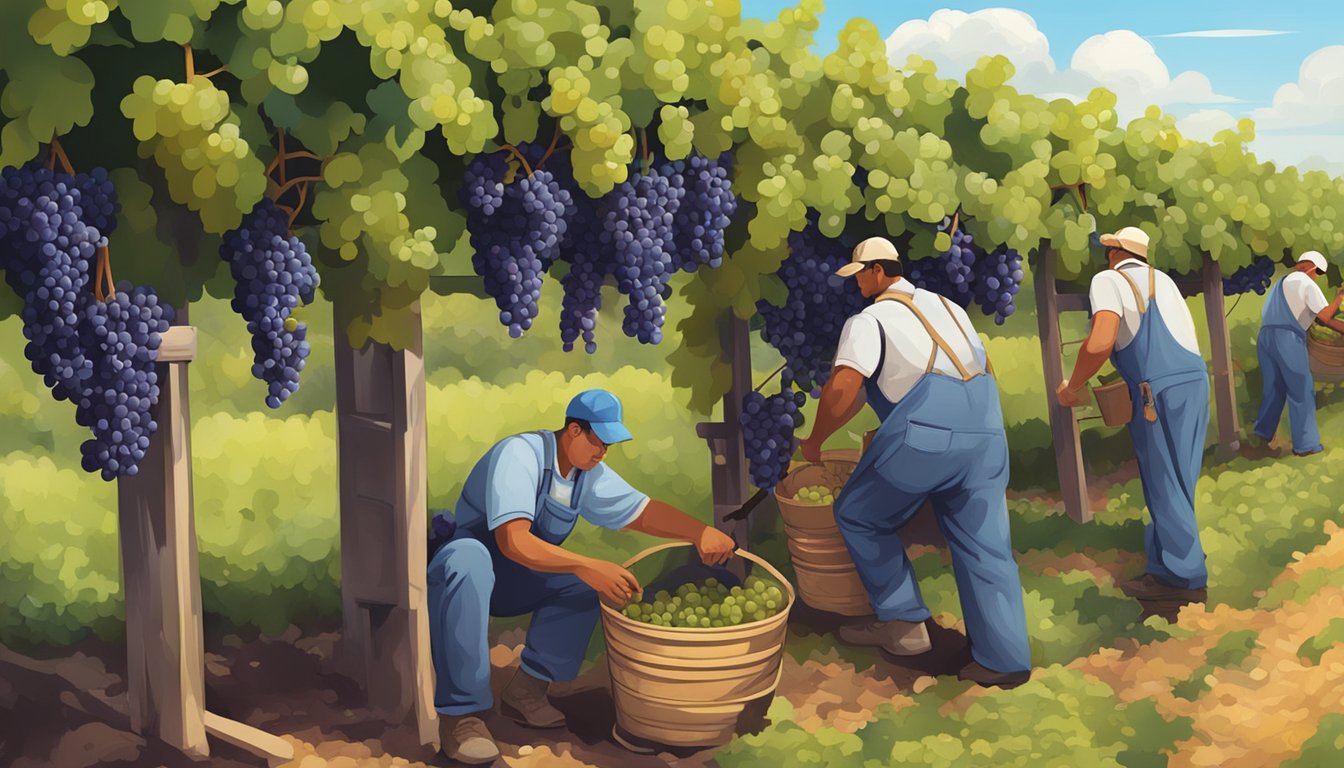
left=792, top=484, right=837, bottom=505
left=620, top=576, right=786, bottom=628
left=1309, top=310, right=1344, bottom=345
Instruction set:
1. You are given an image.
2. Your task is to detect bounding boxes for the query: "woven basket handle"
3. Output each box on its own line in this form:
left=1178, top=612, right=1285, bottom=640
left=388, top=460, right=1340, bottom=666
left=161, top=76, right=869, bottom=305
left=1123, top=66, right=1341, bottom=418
left=620, top=541, right=797, bottom=603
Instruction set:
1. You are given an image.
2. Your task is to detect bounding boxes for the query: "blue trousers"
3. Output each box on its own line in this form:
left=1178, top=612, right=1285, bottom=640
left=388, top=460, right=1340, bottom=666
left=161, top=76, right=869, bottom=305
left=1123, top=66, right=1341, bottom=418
left=427, top=536, right=599, bottom=715
left=1254, top=327, right=1322, bottom=454
left=1128, top=376, right=1210, bottom=589
left=834, top=424, right=1031, bottom=674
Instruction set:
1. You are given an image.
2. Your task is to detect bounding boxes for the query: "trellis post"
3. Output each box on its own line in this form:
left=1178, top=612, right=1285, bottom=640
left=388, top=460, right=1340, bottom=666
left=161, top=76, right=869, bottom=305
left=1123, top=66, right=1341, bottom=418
left=333, top=301, right=436, bottom=747
left=1035, top=247, right=1093, bottom=523
left=1201, top=257, right=1241, bottom=454
left=696, top=313, right=753, bottom=574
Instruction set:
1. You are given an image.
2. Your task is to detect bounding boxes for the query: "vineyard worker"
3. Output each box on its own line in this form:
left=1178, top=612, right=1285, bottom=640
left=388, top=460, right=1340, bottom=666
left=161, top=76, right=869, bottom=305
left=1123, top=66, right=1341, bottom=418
left=1252, top=250, right=1344, bottom=456
left=1057, top=226, right=1210, bottom=604
left=426, top=389, right=736, bottom=764
left=799, top=236, right=1032, bottom=689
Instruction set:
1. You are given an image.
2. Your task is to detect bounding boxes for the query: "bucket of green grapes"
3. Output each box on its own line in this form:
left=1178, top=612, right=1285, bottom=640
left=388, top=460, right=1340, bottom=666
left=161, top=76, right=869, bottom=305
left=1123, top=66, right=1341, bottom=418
left=774, top=460, right=871, bottom=617
left=599, top=542, right=794, bottom=749
left=1308, top=320, right=1344, bottom=383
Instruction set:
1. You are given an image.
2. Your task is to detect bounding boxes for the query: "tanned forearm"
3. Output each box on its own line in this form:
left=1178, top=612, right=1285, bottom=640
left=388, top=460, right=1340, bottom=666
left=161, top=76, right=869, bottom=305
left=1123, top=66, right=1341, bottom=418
left=622, top=500, right=710, bottom=540
left=495, top=520, right=597, bottom=574
left=1316, top=294, right=1344, bottom=334
left=1066, top=312, right=1121, bottom=389
left=807, top=367, right=866, bottom=447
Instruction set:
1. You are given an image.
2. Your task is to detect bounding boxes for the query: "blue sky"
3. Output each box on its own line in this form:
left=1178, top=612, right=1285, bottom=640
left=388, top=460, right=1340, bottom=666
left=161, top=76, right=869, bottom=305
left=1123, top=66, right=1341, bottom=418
left=741, top=1, right=1344, bottom=171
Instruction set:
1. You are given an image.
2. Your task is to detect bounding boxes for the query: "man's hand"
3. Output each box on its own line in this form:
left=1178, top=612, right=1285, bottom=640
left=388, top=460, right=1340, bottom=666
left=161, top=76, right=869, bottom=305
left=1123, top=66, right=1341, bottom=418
left=577, top=560, right=642, bottom=606
left=696, top=526, right=736, bottom=566
left=1056, top=378, right=1086, bottom=408
left=799, top=435, right=823, bottom=463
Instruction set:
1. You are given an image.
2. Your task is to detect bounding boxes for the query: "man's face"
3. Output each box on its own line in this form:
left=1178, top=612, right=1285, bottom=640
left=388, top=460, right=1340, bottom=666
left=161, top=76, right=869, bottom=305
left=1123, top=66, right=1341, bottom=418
left=566, top=423, right=609, bottom=470
left=856, top=264, right=883, bottom=297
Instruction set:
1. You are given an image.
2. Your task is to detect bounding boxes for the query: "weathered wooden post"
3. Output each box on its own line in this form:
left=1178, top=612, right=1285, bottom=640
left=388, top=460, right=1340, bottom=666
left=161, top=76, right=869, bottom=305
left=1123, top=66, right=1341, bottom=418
left=117, top=322, right=208, bottom=757
left=333, top=300, right=436, bottom=747
left=1201, top=256, right=1241, bottom=454
left=1034, top=247, right=1092, bottom=523
left=696, top=313, right=753, bottom=575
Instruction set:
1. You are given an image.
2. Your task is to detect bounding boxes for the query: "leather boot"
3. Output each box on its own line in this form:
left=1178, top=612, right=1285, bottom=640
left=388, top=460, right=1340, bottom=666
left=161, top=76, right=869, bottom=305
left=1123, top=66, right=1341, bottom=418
left=499, top=668, right=566, bottom=728
left=438, top=714, right=500, bottom=765
left=836, top=618, right=932, bottom=656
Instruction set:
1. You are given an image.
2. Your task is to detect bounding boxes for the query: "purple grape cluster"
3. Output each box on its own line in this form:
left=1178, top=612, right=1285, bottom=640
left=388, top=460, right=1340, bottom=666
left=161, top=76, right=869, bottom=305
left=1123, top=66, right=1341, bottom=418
left=756, top=223, right=867, bottom=391
left=907, top=218, right=981, bottom=308
left=460, top=148, right=575, bottom=337
left=1, top=163, right=171, bottom=480
left=1222, top=256, right=1275, bottom=296
left=220, top=198, right=319, bottom=409
left=76, top=284, right=173, bottom=479
left=972, top=245, right=1024, bottom=325
left=598, top=167, right=683, bottom=345
left=662, top=153, right=736, bottom=272
left=740, top=382, right=805, bottom=490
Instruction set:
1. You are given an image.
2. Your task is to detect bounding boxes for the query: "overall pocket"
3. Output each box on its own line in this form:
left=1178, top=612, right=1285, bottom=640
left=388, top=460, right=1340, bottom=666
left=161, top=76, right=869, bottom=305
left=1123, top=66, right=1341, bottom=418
left=532, top=501, right=579, bottom=545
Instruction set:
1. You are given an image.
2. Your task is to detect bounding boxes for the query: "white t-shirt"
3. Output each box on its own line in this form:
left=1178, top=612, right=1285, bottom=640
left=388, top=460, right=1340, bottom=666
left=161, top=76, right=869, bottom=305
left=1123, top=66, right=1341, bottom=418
left=1279, top=271, right=1329, bottom=331
left=832, top=279, right=988, bottom=405
left=1087, top=259, right=1201, bottom=355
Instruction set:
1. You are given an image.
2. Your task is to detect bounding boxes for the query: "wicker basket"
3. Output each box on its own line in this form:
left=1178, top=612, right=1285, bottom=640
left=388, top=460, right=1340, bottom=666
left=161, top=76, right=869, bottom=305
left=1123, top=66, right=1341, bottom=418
left=1308, top=332, right=1344, bottom=384
left=773, top=460, right=871, bottom=617
left=1091, top=379, right=1133, bottom=427
left=599, top=543, right=794, bottom=749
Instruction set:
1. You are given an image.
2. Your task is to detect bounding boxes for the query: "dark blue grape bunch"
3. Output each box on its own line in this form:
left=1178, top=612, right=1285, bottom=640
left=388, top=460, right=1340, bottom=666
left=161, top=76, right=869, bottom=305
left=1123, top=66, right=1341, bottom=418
left=908, top=217, right=981, bottom=309
left=740, top=377, right=805, bottom=490
left=220, top=198, right=319, bottom=408
left=972, top=244, right=1024, bottom=325
left=757, top=223, right=867, bottom=392
left=459, top=146, right=575, bottom=337
left=598, top=165, right=683, bottom=345
left=1222, top=256, right=1275, bottom=296
left=73, top=167, right=120, bottom=236
left=543, top=151, right=610, bottom=353
left=76, top=283, right=173, bottom=479
left=662, top=153, right=736, bottom=272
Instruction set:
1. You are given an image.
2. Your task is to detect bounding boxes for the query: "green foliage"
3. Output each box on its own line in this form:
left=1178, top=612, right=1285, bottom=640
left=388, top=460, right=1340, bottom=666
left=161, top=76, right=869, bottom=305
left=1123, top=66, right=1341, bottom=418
left=1284, top=713, right=1344, bottom=767
left=1296, top=618, right=1344, bottom=666
left=1172, top=629, right=1259, bottom=700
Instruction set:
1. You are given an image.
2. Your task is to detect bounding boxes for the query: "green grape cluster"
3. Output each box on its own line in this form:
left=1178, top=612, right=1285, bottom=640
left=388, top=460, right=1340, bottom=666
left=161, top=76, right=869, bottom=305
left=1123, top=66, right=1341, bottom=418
left=120, top=76, right=268, bottom=233
left=620, top=576, right=786, bottom=628
left=791, top=484, right=836, bottom=505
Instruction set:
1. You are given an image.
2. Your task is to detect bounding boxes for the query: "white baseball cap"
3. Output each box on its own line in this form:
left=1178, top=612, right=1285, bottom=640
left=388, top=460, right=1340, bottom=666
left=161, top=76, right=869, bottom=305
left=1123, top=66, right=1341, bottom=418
left=836, top=237, right=900, bottom=278
left=1098, top=226, right=1150, bottom=259
left=1298, top=250, right=1328, bottom=273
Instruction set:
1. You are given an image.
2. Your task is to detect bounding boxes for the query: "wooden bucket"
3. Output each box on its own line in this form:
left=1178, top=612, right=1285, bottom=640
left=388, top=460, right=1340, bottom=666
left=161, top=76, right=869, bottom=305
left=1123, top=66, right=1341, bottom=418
left=1308, top=333, right=1344, bottom=384
left=773, top=460, right=871, bottom=617
left=1091, top=379, right=1132, bottom=427
left=600, top=542, right=794, bottom=749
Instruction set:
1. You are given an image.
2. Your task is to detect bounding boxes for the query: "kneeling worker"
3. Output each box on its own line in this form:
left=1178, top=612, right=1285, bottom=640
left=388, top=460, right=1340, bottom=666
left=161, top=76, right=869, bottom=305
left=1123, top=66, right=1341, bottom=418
left=428, top=389, right=736, bottom=764
left=1253, top=250, right=1344, bottom=456
left=799, top=236, right=1032, bottom=689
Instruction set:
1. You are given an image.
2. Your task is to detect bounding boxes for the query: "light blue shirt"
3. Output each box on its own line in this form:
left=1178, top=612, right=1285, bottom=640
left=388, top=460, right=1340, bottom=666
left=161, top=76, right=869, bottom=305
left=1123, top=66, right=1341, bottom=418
left=453, top=432, right=649, bottom=536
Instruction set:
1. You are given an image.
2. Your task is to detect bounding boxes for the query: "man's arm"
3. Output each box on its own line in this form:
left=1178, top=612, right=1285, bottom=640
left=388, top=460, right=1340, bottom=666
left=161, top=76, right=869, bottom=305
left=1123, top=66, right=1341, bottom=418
left=1059, top=311, right=1121, bottom=406
left=495, top=521, right=640, bottom=603
left=1314, top=288, right=1344, bottom=334
left=799, top=366, right=866, bottom=461
left=623, top=501, right=736, bottom=565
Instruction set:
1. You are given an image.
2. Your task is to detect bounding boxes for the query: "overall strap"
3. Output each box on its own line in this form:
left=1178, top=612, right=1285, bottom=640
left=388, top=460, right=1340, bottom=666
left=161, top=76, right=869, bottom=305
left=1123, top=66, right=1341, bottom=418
left=1114, top=267, right=1150, bottom=314
left=874, top=292, right=975, bottom=381
left=535, top=431, right=556, bottom=498
left=937, top=294, right=992, bottom=375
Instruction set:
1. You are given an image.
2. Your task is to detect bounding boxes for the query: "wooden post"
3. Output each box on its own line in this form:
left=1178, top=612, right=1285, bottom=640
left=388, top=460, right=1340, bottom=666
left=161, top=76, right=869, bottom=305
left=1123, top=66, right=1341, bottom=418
left=1034, top=248, right=1092, bottom=523
left=695, top=313, right=753, bottom=577
left=333, top=301, right=435, bottom=747
left=1201, top=257, right=1241, bottom=454
left=117, top=324, right=209, bottom=757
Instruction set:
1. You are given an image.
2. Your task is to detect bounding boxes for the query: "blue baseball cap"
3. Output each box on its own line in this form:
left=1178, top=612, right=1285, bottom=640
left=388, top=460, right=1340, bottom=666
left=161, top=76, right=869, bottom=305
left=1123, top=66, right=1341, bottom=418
left=566, top=389, right=633, bottom=445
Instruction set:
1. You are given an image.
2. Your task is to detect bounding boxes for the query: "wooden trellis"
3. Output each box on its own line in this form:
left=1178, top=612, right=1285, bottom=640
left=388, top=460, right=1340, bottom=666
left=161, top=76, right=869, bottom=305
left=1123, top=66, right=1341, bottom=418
left=1035, top=248, right=1241, bottom=522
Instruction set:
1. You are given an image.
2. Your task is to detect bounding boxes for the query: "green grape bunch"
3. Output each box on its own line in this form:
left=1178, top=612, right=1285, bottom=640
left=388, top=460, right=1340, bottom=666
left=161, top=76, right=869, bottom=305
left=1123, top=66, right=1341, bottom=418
left=792, top=484, right=836, bottom=505
left=620, top=576, right=787, bottom=628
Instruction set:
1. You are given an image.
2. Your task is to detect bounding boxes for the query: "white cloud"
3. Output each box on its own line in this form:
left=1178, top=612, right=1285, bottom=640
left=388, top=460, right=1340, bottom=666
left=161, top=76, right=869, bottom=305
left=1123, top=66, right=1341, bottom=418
left=1178, top=109, right=1239, bottom=141
left=1152, top=29, right=1293, bottom=38
left=1250, top=46, right=1344, bottom=131
left=885, top=10, right=1236, bottom=121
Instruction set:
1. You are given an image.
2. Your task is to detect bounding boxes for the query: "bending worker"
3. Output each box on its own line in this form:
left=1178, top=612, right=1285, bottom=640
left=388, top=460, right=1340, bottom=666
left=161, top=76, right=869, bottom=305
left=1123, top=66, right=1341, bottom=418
left=1057, top=226, right=1210, bottom=605
left=427, top=389, right=735, bottom=764
left=1253, top=250, right=1344, bottom=456
left=799, top=236, right=1032, bottom=689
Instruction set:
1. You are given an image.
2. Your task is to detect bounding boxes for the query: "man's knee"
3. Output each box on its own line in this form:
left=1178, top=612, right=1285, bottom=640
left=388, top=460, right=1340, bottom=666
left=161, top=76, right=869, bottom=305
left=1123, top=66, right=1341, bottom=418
left=431, top=538, right=495, bottom=591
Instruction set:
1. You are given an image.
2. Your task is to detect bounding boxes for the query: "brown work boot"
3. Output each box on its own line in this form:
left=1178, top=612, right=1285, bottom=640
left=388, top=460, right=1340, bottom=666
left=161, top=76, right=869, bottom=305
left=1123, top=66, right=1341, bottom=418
left=499, top=668, right=566, bottom=728
left=1119, top=574, right=1207, bottom=604
left=958, top=661, right=1031, bottom=689
left=836, top=618, right=932, bottom=656
left=438, top=714, right=500, bottom=765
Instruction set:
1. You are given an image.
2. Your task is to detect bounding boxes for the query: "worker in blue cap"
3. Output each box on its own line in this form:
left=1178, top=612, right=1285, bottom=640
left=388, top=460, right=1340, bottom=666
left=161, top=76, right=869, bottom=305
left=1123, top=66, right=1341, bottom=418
left=427, top=389, right=736, bottom=764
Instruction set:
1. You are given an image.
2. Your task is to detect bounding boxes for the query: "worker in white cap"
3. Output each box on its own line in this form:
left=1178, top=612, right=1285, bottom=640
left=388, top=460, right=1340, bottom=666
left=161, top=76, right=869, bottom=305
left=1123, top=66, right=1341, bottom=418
left=1057, top=225, right=1210, bottom=605
left=1252, top=250, right=1344, bottom=456
left=799, top=236, right=1031, bottom=689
